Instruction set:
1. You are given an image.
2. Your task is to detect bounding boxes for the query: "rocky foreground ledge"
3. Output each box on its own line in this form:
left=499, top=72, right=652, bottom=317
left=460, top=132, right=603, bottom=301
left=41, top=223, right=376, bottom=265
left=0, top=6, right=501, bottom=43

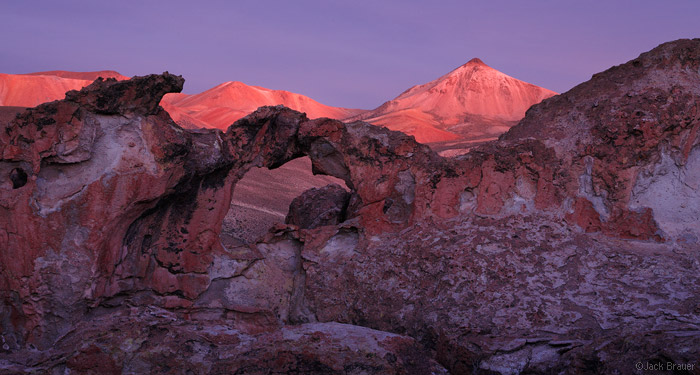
left=1, top=40, right=700, bottom=374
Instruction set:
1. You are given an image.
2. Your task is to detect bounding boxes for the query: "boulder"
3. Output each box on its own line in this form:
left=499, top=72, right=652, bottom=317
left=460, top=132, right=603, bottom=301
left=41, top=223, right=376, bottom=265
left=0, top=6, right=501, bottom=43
left=285, top=184, right=350, bottom=229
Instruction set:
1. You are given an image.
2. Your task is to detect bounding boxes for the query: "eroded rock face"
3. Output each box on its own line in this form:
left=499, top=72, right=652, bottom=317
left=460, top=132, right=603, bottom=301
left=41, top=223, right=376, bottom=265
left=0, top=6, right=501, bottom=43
left=502, top=38, right=700, bottom=241
left=2, top=39, right=700, bottom=374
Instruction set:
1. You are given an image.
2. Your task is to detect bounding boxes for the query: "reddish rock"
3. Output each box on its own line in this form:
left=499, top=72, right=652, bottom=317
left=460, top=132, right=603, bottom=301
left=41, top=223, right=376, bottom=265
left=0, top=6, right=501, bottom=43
left=65, top=345, right=122, bottom=375
left=501, top=38, right=700, bottom=241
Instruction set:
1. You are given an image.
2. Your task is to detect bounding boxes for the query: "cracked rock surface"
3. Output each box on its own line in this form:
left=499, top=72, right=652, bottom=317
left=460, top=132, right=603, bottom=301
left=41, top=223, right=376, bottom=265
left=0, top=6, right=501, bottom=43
left=2, top=39, right=700, bottom=374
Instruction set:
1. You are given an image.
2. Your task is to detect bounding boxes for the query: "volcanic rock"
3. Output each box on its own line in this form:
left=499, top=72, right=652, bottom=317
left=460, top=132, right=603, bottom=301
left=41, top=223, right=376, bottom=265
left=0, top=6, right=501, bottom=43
left=1, top=309, right=446, bottom=374
left=501, top=38, right=700, bottom=241
left=0, top=72, right=446, bottom=373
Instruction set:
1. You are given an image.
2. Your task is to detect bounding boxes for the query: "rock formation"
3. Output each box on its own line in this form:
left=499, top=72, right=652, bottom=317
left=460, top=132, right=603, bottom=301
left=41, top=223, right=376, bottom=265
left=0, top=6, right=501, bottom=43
left=0, top=73, right=446, bottom=373
left=1, top=39, right=700, bottom=374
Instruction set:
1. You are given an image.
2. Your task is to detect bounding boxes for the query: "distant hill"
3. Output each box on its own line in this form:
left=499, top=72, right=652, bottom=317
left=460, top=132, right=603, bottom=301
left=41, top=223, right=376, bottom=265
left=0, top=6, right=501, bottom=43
left=24, top=70, right=129, bottom=81
left=0, top=70, right=128, bottom=107
left=161, top=81, right=366, bottom=130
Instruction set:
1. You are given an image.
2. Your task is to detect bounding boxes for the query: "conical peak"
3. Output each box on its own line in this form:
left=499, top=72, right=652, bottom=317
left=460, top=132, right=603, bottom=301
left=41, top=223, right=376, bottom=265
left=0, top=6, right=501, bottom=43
left=220, top=81, right=247, bottom=88
left=449, top=58, right=492, bottom=75
left=467, top=57, right=486, bottom=66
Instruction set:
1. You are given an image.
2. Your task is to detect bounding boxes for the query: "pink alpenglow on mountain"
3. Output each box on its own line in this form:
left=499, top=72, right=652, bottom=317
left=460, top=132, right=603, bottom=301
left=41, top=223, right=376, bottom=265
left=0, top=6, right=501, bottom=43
left=351, top=58, right=557, bottom=144
left=0, top=70, right=129, bottom=107
left=161, top=81, right=366, bottom=130
left=23, top=70, right=129, bottom=81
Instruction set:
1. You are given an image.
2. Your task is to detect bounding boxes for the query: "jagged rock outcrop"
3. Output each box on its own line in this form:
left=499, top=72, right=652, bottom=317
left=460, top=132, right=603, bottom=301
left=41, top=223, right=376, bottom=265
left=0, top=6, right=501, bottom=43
left=296, top=39, right=700, bottom=373
left=0, top=309, right=445, bottom=374
left=2, top=39, right=700, bottom=374
left=502, top=39, right=700, bottom=242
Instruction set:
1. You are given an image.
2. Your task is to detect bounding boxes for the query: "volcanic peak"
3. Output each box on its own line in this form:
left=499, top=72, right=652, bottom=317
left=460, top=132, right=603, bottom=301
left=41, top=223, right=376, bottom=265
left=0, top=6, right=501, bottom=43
left=466, top=57, right=486, bottom=65
left=349, top=56, right=557, bottom=145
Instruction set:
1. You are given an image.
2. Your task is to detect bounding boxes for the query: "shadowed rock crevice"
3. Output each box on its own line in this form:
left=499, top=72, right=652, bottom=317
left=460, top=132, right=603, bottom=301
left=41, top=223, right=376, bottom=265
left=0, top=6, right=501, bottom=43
left=9, top=167, right=26, bottom=189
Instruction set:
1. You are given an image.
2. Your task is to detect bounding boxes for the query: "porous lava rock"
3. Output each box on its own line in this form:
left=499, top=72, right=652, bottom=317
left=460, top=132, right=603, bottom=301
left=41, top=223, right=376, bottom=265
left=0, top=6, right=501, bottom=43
left=2, top=39, right=700, bottom=374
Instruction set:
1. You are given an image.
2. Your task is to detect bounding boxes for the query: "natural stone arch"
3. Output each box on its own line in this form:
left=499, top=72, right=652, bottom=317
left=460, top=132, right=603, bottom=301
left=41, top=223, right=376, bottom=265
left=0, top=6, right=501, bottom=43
left=112, top=104, right=436, bottom=301
left=0, top=73, right=436, bottom=348
left=221, top=156, right=348, bottom=245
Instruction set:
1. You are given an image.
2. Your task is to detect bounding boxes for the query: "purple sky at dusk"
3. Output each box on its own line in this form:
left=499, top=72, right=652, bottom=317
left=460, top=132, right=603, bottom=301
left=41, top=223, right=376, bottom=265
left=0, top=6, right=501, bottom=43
left=1, top=0, right=699, bottom=109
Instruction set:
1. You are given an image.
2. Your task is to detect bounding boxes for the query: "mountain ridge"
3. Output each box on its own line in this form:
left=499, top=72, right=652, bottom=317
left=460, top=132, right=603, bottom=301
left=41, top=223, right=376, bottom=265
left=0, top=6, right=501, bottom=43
left=23, top=70, right=129, bottom=81
left=1, top=61, right=555, bottom=146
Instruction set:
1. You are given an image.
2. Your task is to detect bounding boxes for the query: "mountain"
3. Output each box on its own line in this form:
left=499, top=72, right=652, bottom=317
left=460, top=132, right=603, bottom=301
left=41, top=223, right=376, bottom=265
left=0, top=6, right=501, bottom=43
left=350, top=58, right=557, bottom=146
left=2, top=65, right=553, bottom=150
left=23, top=70, right=129, bottom=81
left=161, top=81, right=366, bottom=130
left=0, top=70, right=128, bottom=107
left=0, top=74, right=91, bottom=107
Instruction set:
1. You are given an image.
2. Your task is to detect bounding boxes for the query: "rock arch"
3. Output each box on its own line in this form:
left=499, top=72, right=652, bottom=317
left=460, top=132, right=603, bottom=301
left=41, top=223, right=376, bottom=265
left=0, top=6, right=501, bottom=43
left=0, top=73, right=434, bottom=348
